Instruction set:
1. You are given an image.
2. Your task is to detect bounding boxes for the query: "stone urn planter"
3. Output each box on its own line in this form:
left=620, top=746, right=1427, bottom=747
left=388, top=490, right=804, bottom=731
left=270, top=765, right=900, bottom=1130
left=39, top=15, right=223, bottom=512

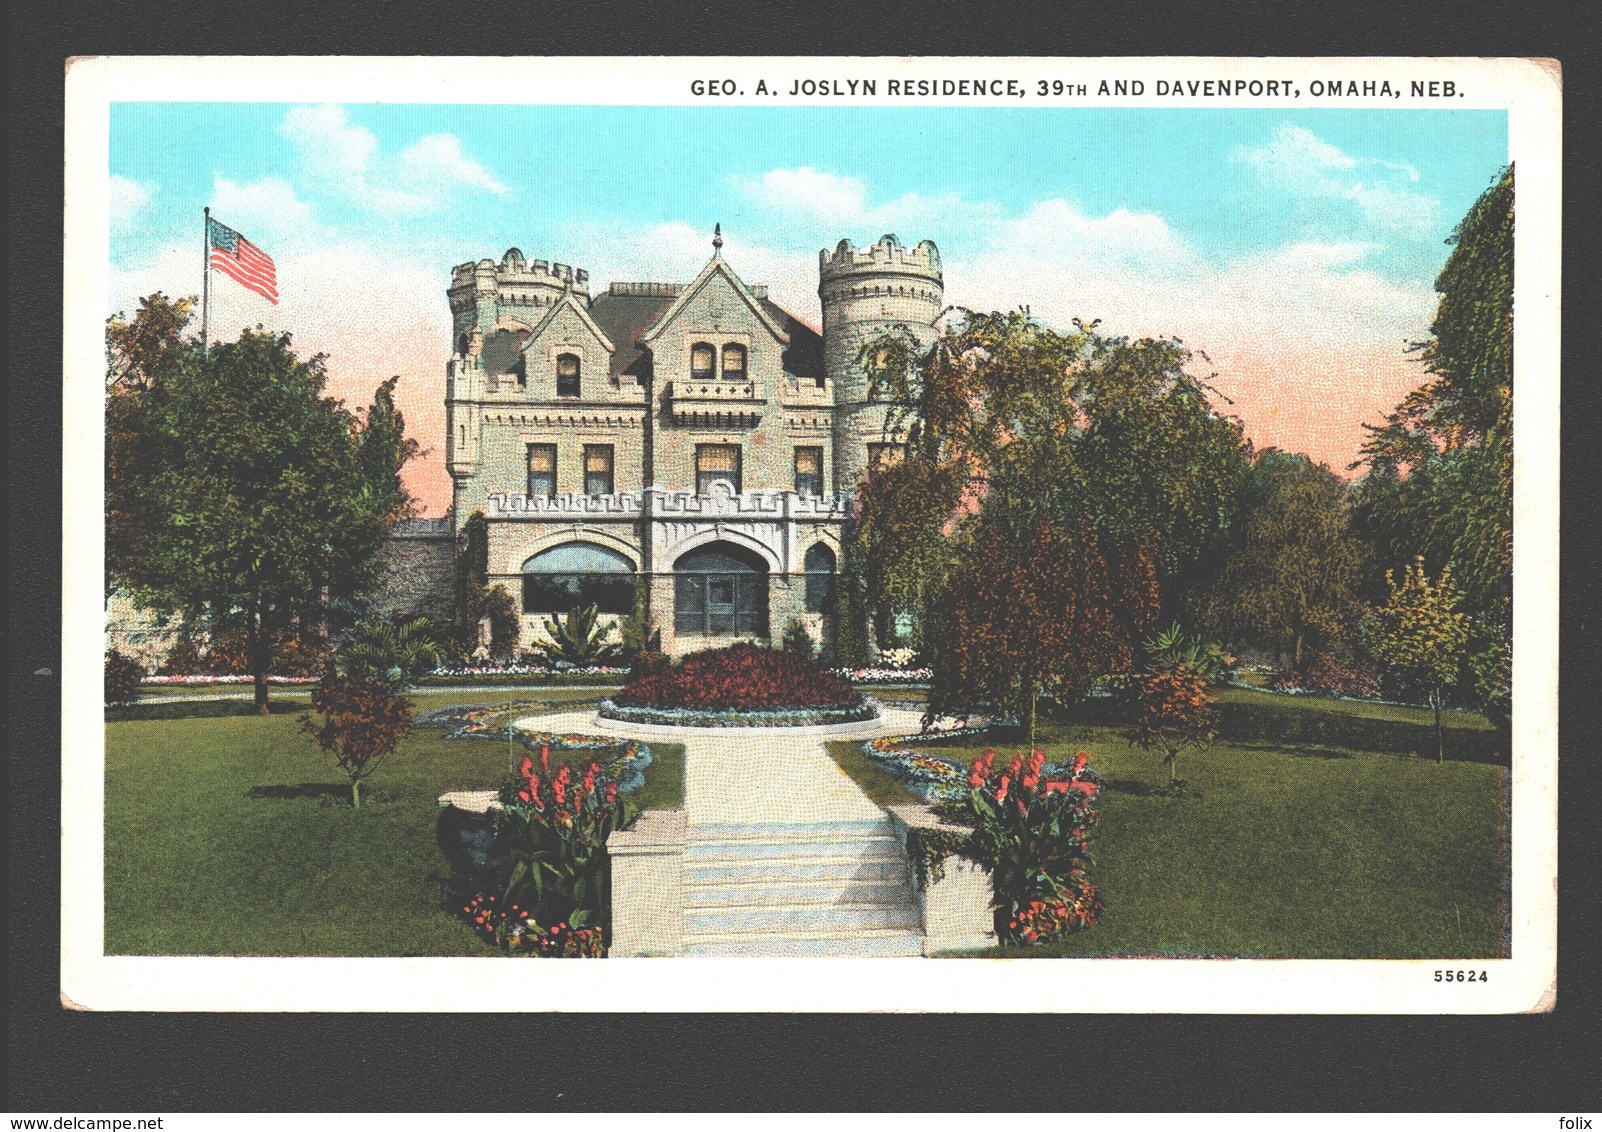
left=435, top=789, right=501, bottom=872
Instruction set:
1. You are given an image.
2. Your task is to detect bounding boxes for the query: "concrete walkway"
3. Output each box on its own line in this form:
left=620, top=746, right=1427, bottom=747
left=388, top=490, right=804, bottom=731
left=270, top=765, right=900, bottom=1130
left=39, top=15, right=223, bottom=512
left=516, top=703, right=928, bottom=829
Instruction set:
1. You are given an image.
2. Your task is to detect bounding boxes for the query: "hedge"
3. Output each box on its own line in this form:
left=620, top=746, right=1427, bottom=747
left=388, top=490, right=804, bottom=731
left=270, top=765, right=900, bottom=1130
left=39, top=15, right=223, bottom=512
left=1065, top=694, right=1507, bottom=764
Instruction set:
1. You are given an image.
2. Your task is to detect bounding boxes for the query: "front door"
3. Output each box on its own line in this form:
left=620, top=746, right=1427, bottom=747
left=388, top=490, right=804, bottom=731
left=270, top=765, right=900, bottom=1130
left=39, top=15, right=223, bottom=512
left=673, top=542, right=770, bottom=639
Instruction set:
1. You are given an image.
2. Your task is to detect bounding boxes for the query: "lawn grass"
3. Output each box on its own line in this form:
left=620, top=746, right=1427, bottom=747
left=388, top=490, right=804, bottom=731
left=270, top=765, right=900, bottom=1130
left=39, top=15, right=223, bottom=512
left=829, top=716, right=1510, bottom=959
left=1213, top=684, right=1495, bottom=731
left=103, top=691, right=682, bottom=956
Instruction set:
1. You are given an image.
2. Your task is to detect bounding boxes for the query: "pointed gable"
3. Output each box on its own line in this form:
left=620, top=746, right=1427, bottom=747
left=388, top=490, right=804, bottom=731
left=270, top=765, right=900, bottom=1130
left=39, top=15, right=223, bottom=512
left=638, top=255, right=790, bottom=346
left=518, top=289, right=616, bottom=358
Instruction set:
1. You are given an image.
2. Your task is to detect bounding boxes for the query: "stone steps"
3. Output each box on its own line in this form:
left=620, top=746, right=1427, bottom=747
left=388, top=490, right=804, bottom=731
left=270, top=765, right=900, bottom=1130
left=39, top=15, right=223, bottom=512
left=684, top=930, right=925, bottom=958
left=677, top=816, right=921, bottom=957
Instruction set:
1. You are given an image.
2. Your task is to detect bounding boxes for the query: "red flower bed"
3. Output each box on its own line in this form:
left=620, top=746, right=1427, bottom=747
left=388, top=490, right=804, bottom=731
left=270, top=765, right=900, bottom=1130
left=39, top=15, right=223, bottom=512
left=612, top=642, right=864, bottom=711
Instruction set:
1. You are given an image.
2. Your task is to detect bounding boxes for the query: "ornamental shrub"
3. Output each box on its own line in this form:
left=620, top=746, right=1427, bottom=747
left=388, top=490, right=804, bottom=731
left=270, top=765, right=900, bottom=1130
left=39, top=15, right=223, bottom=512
left=958, top=748, right=1105, bottom=945
left=105, top=649, right=145, bottom=706
left=1268, top=650, right=1381, bottom=699
left=157, top=637, right=206, bottom=676
left=300, top=675, right=415, bottom=808
left=613, top=641, right=864, bottom=711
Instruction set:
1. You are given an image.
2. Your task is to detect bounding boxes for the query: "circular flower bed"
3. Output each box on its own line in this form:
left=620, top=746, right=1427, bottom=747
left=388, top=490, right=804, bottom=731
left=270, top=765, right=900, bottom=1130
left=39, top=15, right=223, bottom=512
left=598, top=642, right=876, bottom=727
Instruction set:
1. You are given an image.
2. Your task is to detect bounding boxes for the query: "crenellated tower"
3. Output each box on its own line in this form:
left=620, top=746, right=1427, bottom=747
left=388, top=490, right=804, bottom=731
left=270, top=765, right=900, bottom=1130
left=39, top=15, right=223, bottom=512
left=445, top=247, right=591, bottom=528
left=818, top=234, right=943, bottom=491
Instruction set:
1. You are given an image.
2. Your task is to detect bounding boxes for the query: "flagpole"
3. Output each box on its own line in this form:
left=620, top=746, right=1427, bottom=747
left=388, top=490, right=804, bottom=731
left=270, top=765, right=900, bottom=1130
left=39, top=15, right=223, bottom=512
left=201, top=207, right=210, bottom=360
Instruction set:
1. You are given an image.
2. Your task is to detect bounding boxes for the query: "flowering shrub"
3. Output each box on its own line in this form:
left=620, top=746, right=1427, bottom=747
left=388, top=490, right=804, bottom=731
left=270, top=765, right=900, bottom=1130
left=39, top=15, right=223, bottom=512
left=459, top=893, right=604, bottom=957
left=613, top=642, right=864, bottom=712
left=1268, top=652, right=1381, bottom=699
left=476, top=742, right=637, bottom=934
left=875, top=646, right=919, bottom=670
left=105, top=650, right=145, bottom=706
left=960, top=749, right=1105, bottom=946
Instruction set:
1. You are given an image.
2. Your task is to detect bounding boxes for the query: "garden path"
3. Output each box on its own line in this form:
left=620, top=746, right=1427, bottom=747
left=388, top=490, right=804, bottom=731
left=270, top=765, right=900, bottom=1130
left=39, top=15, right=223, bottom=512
left=519, top=704, right=926, bottom=826
left=516, top=702, right=935, bottom=956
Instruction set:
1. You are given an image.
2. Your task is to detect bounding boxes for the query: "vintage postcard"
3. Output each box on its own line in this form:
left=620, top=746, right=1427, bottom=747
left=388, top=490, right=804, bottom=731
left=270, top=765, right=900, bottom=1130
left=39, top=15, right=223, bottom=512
left=63, top=55, right=1559, bottom=1012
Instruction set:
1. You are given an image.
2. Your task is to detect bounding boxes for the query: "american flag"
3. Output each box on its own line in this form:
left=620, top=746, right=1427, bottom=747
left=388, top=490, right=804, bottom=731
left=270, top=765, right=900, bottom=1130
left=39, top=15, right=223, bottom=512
left=207, top=217, right=278, bottom=304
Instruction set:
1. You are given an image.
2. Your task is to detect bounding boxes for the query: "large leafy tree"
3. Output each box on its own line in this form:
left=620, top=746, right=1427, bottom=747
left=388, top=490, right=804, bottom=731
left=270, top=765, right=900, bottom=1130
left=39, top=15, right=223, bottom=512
left=358, top=375, right=421, bottom=525
left=853, top=308, right=1245, bottom=721
left=107, top=299, right=406, bottom=712
left=1354, top=166, right=1513, bottom=724
left=926, top=515, right=1158, bottom=746
left=1198, top=448, right=1366, bottom=665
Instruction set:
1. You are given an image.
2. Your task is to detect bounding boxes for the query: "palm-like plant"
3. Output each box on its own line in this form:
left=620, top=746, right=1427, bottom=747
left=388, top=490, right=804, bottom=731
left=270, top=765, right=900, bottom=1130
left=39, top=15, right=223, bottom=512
left=542, top=604, right=621, bottom=666
left=339, top=615, right=445, bottom=688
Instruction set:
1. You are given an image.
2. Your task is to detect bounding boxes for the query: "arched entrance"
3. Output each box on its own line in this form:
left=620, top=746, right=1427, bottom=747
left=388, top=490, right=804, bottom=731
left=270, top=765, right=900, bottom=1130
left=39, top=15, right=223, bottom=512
left=674, top=542, right=769, bottom=638
left=521, top=543, right=635, bottom=615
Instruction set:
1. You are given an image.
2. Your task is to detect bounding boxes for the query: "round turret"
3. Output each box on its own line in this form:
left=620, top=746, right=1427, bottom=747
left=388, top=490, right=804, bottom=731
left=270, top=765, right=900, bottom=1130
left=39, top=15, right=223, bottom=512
left=447, top=249, right=593, bottom=352
left=818, top=234, right=944, bottom=489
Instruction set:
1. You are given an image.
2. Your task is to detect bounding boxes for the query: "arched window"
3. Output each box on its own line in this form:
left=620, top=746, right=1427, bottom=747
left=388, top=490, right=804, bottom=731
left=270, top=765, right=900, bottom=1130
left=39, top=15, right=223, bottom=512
left=675, top=542, right=769, bottom=638
left=521, top=542, right=635, bottom=615
left=556, top=353, right=581, bottom=398
left=690, top=343, right=715, bottom=382
left=456, top=333, right=470, bottom=356
left=721, top=343, right=747, bottom=382
left=804, top=543, right=836, bottom=613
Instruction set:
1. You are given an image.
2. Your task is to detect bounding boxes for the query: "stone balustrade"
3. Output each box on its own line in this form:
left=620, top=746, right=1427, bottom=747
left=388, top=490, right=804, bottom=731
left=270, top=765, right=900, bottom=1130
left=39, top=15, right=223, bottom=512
left=484, top=485, right=851, bottom=521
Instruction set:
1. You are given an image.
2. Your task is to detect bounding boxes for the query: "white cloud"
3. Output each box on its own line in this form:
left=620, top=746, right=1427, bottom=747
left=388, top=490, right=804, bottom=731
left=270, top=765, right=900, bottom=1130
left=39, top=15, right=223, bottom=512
left=280, top=104, right=507, bottom=216
left=733, top=166, right=995, bottom=238
left=109, top=175, right=154, bottom=231
left=209, top=175, right=319, bottom=240
left=1234, top=123, right=1439, bottom=240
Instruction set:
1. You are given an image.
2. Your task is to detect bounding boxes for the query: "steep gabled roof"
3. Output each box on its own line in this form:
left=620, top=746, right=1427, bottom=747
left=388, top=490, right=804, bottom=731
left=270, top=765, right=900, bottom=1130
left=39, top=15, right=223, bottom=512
left=518, top=289, right=616, bottom=357
left=637, top=254, right=790, bottom=346
left=586, top=287, right=678, bottom=384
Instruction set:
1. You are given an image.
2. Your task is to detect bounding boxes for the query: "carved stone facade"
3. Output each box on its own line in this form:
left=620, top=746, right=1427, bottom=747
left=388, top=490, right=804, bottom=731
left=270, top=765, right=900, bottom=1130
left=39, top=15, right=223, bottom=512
left=429, top=232, right=945, bottom=658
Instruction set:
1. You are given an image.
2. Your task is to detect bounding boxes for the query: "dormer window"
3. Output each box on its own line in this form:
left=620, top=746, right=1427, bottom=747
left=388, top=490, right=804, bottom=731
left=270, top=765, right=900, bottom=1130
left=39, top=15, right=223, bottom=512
left=556, top=353, right=581, bottom=398
left=722, top=344, right=747, bottom=382
left=691, top=343, right=715, bottom=382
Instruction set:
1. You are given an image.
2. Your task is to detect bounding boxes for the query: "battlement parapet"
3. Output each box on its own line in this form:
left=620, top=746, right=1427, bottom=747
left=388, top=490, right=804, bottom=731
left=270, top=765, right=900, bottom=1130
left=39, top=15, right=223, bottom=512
left=450, top=253, right=591, bottom=293
left=609, top=282, right=683, bottom=298
left=482, top=486, right=852, bottom=522
left=819, top=233, right=943, bottom=283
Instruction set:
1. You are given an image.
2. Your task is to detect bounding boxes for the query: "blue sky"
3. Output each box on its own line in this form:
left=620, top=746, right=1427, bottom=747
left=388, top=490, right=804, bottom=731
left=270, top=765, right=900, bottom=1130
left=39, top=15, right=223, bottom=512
left=108, top=102, right=1507, bottom=510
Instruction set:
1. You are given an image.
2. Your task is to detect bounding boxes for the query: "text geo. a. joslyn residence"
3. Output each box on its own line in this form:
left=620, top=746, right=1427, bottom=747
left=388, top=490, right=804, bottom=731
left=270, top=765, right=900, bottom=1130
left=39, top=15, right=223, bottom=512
left=379, top=229, right=946, bottom=659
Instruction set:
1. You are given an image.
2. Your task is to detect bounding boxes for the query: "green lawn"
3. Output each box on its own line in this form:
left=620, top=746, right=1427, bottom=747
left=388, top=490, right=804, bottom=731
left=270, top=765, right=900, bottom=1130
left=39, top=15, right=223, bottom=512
left=828, top=716, right=1510, bottom=959
left=1213, top=684, right=1496, bottom=731
left=104, top=689, right=682, bottom=956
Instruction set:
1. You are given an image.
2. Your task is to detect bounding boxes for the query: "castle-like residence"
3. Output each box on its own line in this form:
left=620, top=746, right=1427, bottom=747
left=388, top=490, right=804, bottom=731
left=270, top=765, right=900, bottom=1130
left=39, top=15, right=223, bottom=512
left=421, top=229, right=945, bottom=659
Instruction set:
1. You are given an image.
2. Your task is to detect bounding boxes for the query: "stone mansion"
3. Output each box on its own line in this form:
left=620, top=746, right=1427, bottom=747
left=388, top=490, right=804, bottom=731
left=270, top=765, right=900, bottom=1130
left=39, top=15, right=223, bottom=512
left=392, top=228, right=943, bottom=659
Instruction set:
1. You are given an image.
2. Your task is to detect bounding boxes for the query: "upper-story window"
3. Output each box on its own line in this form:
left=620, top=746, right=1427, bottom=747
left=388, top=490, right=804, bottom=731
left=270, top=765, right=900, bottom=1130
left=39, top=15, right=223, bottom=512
left=690, top=343, right=715, bottom=382
left=696, top=443, right=742, bottom=495
left=556, top=353, right=581, bottom=398
left=794, top=446, right=824, bottom=497
left=583, top=445, right=614, bottom=496
left=867, top=442, right=906, bottom=476
left=527, top=444, right=557, bottom=499
left=722, top=344, right=747, bottom=382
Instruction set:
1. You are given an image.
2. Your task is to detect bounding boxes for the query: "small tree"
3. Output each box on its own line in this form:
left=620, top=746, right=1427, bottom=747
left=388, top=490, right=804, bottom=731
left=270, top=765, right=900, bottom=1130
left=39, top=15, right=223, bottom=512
left=1127, top=624, right=1219, bottom=792
left=781, top=617, right=817, bottom=662
left=1371, top=558, right=1471, bottom=763
left=302, top=676, right=414, bottom=808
